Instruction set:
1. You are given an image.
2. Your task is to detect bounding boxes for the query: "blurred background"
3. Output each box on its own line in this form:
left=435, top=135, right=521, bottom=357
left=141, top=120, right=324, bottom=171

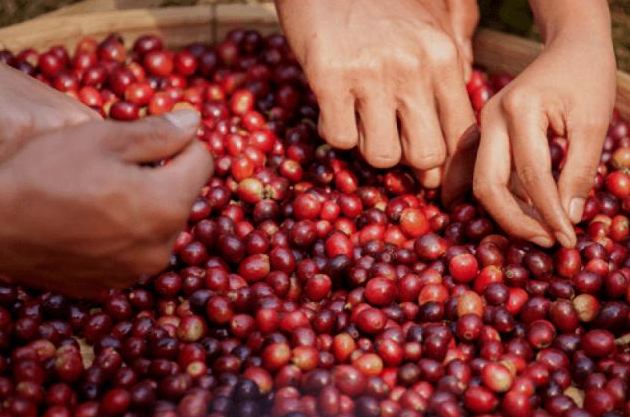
left=1, top=0, right=629, bottom=70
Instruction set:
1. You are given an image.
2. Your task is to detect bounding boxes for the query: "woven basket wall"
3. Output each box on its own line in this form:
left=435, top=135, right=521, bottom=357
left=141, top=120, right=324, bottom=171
left=1, top=0, right=630, bottom=71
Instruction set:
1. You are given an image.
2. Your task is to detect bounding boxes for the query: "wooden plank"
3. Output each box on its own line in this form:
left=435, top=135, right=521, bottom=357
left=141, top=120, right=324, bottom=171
left=617, top=71, right=630, bottom=121
left=0, top=2, right=278, bottom=50
left=34, top=0, right=259, bottom=20
left=473, top=29, right=542, bottom=74
left=36, top=0, right=166, bottom=18
left=0, top=6, right=214, bottom=51
left=214, top=3, right=279, bottom=41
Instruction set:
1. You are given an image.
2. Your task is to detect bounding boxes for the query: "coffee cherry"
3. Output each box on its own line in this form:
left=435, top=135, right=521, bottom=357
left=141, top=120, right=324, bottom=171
left=4, top=29, right=630, bottom=417
left=449, top=254, right=478, bottom=283
left=581, top=329, right=615, bottom=358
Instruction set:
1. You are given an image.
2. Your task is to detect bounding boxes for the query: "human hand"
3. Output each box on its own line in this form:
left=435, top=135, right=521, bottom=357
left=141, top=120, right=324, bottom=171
left=445, top=0, right=479, bottom=81
left=276, top=0, right=478, bottom=190
left=0, top=110, right=213, bottom=298
left=473, top=2, right=616, bottom=247
left=0, top=63, right=101, bottom=161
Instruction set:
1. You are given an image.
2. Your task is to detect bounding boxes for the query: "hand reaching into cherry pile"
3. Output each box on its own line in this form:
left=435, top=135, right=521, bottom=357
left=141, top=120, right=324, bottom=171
left=0, top=41, right=213, bottom=298
left=0, top=25, right=628, bottom=417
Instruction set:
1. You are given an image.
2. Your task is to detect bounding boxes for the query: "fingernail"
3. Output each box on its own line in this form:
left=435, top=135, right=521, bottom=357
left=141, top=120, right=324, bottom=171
left=531, top=235, right=553, bottom=248
left=569, top=198, right=585, bottom=224
left=164, top=109, right=200, bottom=131
left=555, top=232, right=574, bottom=248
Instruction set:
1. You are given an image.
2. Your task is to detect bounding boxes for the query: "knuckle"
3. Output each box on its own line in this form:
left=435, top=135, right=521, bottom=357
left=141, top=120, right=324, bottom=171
left=307, top=65, right=334, bottom=89
left=43, top=116, right=66, bottom=131
left=364, top=151, right=400, bottom=169
left=478, top=106, right=492, bottom=127
left=307, top=67, right=345, bottom=99
left=305, top=52, right=345, bottom=89
left=15, top=111, right=35, bottom=128
left=75, top=108, right=101, bottom=123
left=63, top=100, right=100, bottom=124
left=420, top=170, right=442, bottom=189
left=356, top=57, right=384, bottom=79
left=326, top=133, right=358, bottom=150
left=425, top=34, right=459, bottom=69
left=68, top=114, right=90, bottom=126
left=569, top=164, right=598, bottom=188
left=472, top=177, right=494, bottom=201
left=7, top=112, right=35, bottom=138
left=319, top=117, right=358, bottom=150
left=408, top=150, right=446, bottom=170
left=394, top=52, right=422, bottom=75
left=500, top=88, right=537, bottom=116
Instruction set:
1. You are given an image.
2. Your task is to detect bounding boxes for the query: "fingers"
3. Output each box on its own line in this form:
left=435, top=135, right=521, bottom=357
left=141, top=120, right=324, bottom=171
left=507, top=107, right=576, bottom=247
left=24, top=100, right=102, bottom=140
left=317, top=88, right=359, bottom=150
left=444, top=0, right=478, bottom=81
left=474, top=111, right=555, bottom=246
left=138, top=139, right=213, bottom=246
left=61, top=94, right=104, bottom=124
left=445, top=0, right=479, bottom=41
left=441, top=124, right=479, bottom=208
left=75, top=105, right=103, bottom=122
left=558, top=121, right=607, bottom=223
left=415, top=167, right=443, bottom=189
left=105, top=109, right=200, bottom=163
left=434, top=68, right=477, bottom=155
left=356, top=93, right=401, bottom=168
left=12, top=273, right=106, bottom=300
left=509, top=171, right=532, bottom=204
left=398, top=87, right=447, bottom=171
left=152, top=139, right=214, bottom=206
left=434, top=66, right=478, bottom=207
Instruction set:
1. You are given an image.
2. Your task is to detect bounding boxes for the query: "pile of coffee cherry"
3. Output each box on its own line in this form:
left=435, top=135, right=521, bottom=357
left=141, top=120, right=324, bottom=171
left=0, top=28, right=630, bottom=417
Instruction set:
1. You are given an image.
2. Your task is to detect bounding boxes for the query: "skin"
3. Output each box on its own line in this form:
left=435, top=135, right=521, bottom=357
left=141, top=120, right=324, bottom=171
left=277, top=0, right=616, bottom=248
left=276, top=0, right=479, bottom=193
left=0, top=65, right=213, bottom=298
left=473, top=0, right=616, bottom=248
left=0, top=64, right=101, bottom=162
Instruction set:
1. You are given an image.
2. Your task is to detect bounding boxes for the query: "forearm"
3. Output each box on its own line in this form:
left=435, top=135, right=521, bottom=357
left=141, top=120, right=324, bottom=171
left=529, top=0, right=611, bottom=45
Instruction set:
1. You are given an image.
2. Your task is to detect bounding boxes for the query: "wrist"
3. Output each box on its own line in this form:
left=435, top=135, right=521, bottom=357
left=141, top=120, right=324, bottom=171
left=529, top=0, right=611, bottom=46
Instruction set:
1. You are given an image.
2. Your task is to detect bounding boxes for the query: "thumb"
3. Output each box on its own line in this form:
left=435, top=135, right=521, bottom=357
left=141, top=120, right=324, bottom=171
left=105, top=109, right=201, bottom=163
